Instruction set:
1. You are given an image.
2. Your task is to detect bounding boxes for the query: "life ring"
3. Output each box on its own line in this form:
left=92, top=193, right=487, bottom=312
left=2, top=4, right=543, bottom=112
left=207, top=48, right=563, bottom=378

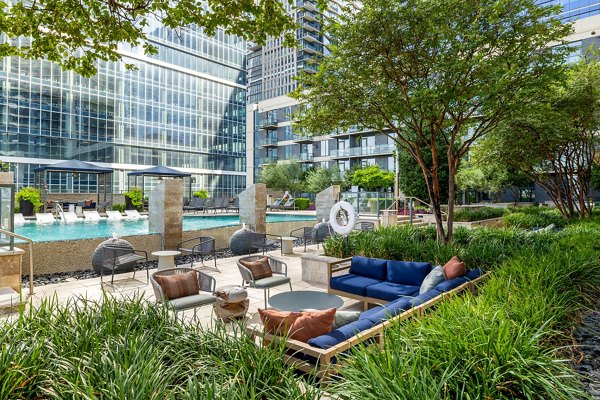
left=329, top=201, right=357, bottom=235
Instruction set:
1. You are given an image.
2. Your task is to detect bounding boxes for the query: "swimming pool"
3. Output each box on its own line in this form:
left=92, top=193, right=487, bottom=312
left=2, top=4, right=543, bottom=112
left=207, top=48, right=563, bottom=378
left=15, top=214, right=315, bottom=242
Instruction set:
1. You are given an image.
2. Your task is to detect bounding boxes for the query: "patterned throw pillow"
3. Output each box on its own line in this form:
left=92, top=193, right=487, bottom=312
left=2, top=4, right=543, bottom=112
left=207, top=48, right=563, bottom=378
left=240, top=257, right=273, bottom=281
left=154, top=270, right=199, bottom=300
left=443, top=256, right=466, bottom=280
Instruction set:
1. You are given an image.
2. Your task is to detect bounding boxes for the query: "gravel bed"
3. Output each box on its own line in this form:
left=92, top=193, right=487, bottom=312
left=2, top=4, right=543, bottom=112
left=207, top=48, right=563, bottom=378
left=575, top=311, right=600, bottom=398
left=21, top=239, right=304, bottom=287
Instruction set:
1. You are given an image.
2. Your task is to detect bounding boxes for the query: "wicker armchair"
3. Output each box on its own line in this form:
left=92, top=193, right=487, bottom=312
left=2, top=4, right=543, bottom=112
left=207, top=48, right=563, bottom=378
left=290, top=222, right=333, bottom=251
left=248, top=232, right=283, bottom=255
left=237, top=255, right=292, bottom=308
left=150, top=267, right=216, bottom=319
left=177, top=236, right=219, bottom=271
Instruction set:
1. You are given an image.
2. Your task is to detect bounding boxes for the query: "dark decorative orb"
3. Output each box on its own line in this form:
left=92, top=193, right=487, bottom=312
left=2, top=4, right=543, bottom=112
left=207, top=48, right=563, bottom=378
left=230, top=228, right=255, bottom=255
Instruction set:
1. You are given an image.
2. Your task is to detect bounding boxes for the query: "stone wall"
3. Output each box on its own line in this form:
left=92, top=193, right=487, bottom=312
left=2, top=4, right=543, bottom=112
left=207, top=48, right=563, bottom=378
left=16, top=218, right=316, bottom=275
left=316, top=185, right=340, bottom=222
left=239, top=183, right=266, bottom=233
left=149, top=179, right=183, bottom=250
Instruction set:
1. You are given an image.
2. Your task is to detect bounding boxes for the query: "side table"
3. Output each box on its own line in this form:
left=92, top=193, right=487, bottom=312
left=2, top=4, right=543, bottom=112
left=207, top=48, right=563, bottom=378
left=280, top=236, right=297, bottom=255
left=214, top=285, right=249, bottom=322
left=152, top=250, right=181, bottom=270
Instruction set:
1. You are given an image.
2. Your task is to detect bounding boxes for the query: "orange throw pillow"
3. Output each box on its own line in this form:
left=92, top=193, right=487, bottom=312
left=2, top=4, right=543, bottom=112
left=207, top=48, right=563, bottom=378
left=240, top=257, right=273, bottom=280
left=443, top=256, right=466, bottom=280
left=154, top=270, right=199, bottom=300
left=259, top=308, right=336, bottom=343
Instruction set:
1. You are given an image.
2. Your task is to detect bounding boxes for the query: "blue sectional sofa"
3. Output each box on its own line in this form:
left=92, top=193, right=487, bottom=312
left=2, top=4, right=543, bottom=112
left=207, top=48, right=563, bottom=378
left=248, top=255, right=488, bottom=377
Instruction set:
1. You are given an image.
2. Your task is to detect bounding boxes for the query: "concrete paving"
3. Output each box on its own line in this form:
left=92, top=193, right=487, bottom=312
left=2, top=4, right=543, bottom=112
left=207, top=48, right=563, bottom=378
left=1, top=243, right=362, bottom=326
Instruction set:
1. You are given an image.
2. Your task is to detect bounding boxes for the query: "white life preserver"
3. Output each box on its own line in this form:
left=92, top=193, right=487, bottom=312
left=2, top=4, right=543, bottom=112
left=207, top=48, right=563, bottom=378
left=329, top=201, right=357, bottom=236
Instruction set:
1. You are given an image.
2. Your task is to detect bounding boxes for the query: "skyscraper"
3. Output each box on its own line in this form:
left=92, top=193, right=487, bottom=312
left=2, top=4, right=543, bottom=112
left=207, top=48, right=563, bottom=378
left=0, top=24, right=247, bottom=197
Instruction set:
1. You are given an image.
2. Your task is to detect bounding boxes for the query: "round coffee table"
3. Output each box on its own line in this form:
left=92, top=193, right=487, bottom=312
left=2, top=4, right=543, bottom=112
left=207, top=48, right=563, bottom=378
left=280, top=236, right=297, bottom=255
left=152, top=250, right=181, bottom=270
left=268, top=290, right=344, bottom=312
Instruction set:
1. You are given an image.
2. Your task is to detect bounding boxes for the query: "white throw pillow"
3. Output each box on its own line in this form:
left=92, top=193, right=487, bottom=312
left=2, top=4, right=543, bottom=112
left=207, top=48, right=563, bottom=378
left=419, top=265, right=445, bottom=294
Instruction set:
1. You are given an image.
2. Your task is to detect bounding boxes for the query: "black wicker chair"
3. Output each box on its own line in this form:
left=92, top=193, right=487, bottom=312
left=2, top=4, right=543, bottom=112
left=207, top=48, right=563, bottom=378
left=177, top=236, right=219, bottom=271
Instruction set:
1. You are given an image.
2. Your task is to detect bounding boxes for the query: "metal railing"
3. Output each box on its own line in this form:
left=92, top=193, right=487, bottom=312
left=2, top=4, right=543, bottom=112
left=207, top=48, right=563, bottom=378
left=339, top=191, right=395, bottom=216
left=330, top=144, right=395, bottom=158
left=386, top=196, right=448, bottom=225
left=0, top=227, right=34, bottom=296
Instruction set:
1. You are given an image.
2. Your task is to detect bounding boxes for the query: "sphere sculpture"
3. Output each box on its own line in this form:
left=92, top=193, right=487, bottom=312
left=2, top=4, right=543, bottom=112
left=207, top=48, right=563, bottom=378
left=229, top=227, right=256, bottom=255
left=92, top=238, right=135, bottom=273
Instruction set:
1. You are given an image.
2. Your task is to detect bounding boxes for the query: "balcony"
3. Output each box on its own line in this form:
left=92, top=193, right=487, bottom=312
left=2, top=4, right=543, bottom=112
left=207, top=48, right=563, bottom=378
left=330, top=144, right=396, bottom=158
left=260, top=156, right=279, bottom=165
left=299, top=62, right=318, bottom=74
left=248, top=42, right=262, bottom=51
left=302, top=20, right=321, bottom=32
left=299, top=153, right=314, bottom=162
left=293, top=134, right=314, bottom=143
left=299, top=10, right=319, bottom=22
left=299, top=0, right=318, bottom=12
left=298, top=30, right=322, bottom=43
left=259, top=116, right=278, bottom=130
left=301, top=40, right=323, bottom=54
left=259, top=136, right=279, bottom=148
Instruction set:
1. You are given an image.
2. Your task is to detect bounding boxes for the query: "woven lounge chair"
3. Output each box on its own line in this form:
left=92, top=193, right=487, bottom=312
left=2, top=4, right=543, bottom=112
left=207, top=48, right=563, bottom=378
left=177, top=236, right=219, bottom=271
left=101, top=244, right=149, bottom=284
left=237, top=255, right=291, bottom=308
left=290, top=222, right=333, bottom=251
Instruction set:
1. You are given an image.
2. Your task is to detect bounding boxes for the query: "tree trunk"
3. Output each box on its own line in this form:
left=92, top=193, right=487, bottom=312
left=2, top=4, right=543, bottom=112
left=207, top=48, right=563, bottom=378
left=446, top=162, right=457, bottom=243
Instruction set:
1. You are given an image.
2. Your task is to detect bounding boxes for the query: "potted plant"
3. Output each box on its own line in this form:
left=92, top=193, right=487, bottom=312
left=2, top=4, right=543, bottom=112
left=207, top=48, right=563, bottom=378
left=124, top=187, right=144, bottom=211
left=16, top=187, right=42, bottom=216
left=192, top=189, right=209, bottom=198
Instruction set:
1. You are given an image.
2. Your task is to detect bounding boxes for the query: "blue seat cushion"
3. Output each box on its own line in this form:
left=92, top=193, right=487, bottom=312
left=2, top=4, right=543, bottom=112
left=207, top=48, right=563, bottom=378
left=308, top=318, right=376, bottom=349
left=348, top=256, right=388, bottom=281
left=362, top=296, right=413, bottom=324
left=365, top=282, right=420, bottom=302
left=466, top=268, right=484, bottom=280
left=410, top=289, right=442, bottom=307
left=387, top=260, right=432, bottom=285
left=435, top=276, right=469, bottom=292
left=330, top=274, right=383, bottom=297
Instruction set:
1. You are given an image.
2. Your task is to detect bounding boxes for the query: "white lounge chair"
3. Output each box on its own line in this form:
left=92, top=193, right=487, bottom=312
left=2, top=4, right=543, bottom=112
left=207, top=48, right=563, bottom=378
left=35, top=213, right=56, bottom=223
left=62, top=212, right=81, bottom=222
left=106, top=210, right=124, bottom=220
left=13, top=213, right=27, bottom=225
left=125, top=210, right=148, bottom=219
left=83, top=210, right=105, bottom=221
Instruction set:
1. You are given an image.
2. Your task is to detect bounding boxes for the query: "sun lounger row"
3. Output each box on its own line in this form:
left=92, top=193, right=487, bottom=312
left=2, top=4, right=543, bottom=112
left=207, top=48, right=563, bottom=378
left=267, top=197, right=296, bottom=211
left=183, top=197, right=239, bottom=213
left=16, top=210, right=148, bottom=224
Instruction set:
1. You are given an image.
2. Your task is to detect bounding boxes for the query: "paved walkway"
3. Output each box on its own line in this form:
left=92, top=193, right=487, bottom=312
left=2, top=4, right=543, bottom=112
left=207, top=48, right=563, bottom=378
left=2, top=244, right=360, bottom=326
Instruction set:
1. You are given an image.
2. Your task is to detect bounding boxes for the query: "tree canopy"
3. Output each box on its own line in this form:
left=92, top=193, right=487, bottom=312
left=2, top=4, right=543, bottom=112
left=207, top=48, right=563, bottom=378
left=292, top=0, right=570, bottom=242
left=304, top=165, right=343, bottom=193
left=478, top=58, right=600, bottom=219
left=259, top=162, right=305, bottom=196
left=0, top=0, right=296, bottom=77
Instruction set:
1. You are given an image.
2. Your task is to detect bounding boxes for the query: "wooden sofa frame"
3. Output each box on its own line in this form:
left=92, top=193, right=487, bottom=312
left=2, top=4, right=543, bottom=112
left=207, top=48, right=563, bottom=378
left=247, top=271, right=489, bottom=378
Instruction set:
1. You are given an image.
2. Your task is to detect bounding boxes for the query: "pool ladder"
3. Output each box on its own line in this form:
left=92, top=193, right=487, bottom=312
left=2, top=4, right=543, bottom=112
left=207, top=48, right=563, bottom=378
left=54, top=202, right=66, bottom=222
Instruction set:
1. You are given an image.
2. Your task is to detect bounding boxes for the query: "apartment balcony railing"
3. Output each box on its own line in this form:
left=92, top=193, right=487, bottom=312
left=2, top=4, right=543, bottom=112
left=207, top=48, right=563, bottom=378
left=261, top=156, right=279, bottom=164
left=330, top=144, right=396, bottom=158
left=299, top=10, right=319, bottom=22
left=298, top=30, right=322, bottom=42
left=293, top=134, right=314, bottom=143
left=299, top=152, right=314, bottom=162
left=298, top=0, right=318, bottom=11
left=301, top=40, right=323, bottom=54
left=259, top=136, right=279, bottom=148
left=259, top=116, right=278, bottom=130
left=302, top=20, right=321, bottom=32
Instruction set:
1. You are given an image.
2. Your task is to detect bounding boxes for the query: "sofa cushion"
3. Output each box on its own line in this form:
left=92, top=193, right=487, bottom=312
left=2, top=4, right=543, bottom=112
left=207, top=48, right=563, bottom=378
left=443, top=256, right=466, bottom=279
left=387, top=260, right=432, bottom=285
left=362, top=296, right=413, bottom=324
left=435, top=276, right=469, bottom=292
left=348, top=256, right=388, bottom=281
left=259, top=309, right=300, bottom=335
left=419, top=266, right=445, bottom=294
left=466, top=268, right=484, bottom=280
left=330, top=274, right=383, bottom=297
left=308, top=318, right=376, bottom=349
left=410, top=289, right=443, bottom=307
left=365, top=282, right=420, bottom=302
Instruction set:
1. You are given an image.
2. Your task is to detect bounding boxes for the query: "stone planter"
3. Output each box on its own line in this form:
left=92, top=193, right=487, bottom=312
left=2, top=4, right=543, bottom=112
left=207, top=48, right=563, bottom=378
left=300, top=253, right=343, bottom=285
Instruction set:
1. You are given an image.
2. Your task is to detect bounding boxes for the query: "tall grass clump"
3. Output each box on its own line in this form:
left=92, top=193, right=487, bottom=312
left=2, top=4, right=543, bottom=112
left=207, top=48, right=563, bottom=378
left=453, top=206, right=507, bottom=222
left=0, top=295, right=322, bottom=400
left=324, top=224, right=556, bottom=271
left=331, top=231, right=600, bottom=399
left=503, top=206, right=566, bottom=229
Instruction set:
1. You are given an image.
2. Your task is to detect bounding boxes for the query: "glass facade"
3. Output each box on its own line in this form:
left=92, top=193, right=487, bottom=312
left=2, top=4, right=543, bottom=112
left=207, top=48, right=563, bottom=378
left=0, top=25, right=247, bottom=197
left=537, top=1, right=600, bottom=22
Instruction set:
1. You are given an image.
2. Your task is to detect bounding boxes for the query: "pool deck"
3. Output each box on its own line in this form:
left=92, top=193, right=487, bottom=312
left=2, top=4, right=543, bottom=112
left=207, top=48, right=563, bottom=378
left=1, top=242, right=361, bottom=326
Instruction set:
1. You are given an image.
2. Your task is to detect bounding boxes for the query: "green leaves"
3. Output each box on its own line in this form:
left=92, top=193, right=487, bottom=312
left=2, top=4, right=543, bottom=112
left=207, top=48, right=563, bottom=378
left=0, top=0, right=296, bottom=77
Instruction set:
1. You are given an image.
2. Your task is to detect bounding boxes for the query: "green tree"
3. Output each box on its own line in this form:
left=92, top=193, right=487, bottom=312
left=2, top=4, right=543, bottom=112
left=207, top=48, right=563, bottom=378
left=292, top=0, right=570, bottom=242
left=259, top=162, right=305, bottom=196
left=349, top=165, right=394, bottom=192
left=304, top=164, right=343, bottom=193
left=481, top=59, right=600, bottom=219
left=398, top=145, right=448, bottom=204
left=0, top=0, right=295, bottom=77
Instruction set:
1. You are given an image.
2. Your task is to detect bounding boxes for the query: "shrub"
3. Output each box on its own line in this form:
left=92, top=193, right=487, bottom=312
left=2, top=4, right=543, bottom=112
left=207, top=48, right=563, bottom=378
left=453, top=207, right=506, bottom=222
left=0, top=295, right=323, bottom=399
left=295, top=197, right=310, bottom=210
left=110, top=203, right=126, bottom=212
left=332, top=228, right=600, bottom=399
left=502, top=207, right=566, bottom=229
left=124, top=187, right=144, bottom=211
left=15, top=187, right=43, bottom=212
left=192, top=189, right=208, bottom=198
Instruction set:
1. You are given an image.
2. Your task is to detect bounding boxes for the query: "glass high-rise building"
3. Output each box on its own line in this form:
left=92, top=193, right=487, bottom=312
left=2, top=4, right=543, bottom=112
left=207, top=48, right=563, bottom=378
left=0, top=24, right=247, bottom=197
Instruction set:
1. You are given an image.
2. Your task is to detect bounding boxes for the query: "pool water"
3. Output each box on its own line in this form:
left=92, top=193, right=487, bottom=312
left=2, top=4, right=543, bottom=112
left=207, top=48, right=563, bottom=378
left=15, top=214, right=315, bottom=243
